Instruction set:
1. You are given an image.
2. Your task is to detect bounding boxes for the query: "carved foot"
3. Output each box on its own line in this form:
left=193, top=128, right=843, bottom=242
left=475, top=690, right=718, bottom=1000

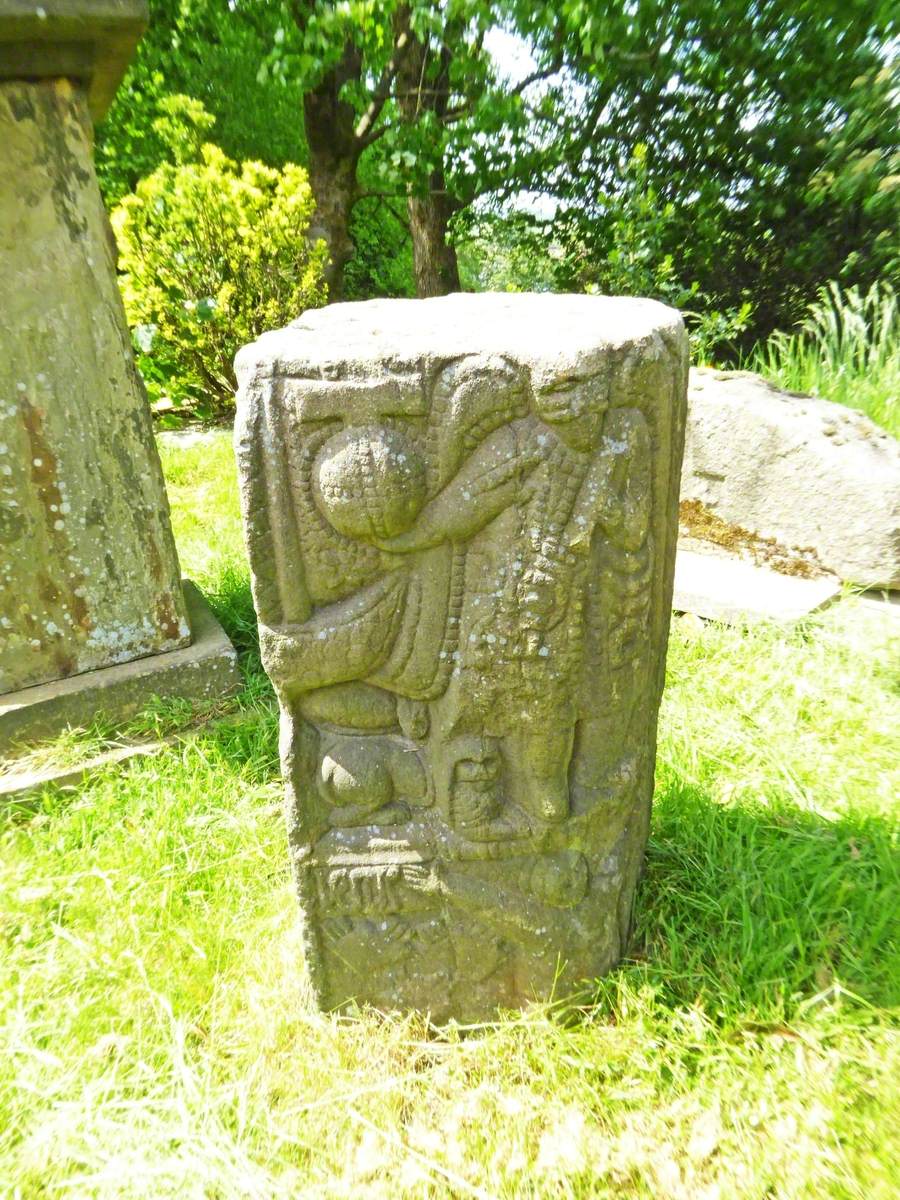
left=523, top=782, right=570, bottom=827
left=457, top=813, right=525, bottom=842
left=327, top=799, right=411, bottom=829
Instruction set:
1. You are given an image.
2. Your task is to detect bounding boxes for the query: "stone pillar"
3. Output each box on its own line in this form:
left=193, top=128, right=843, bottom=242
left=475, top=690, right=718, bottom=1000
left=0, top=4, right=239, bottom=745
left=235, top=294, right=688, bottom=1021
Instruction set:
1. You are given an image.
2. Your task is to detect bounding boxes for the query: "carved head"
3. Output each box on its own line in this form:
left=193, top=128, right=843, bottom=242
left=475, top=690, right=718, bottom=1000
left=313, top=425, right=427, bottom=542
left=429, top=355, right=528, bottom=487
left=437, top=735, right=503, bottom=829
left=533, top=368, right=609, bottom=451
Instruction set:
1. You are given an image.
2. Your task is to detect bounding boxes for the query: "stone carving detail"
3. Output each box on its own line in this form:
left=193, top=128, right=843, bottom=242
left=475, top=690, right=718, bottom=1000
left=235, top=294, right=687, bottom=1021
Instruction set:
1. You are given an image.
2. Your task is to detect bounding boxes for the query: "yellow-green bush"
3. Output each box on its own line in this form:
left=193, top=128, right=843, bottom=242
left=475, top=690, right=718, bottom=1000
left=113, top=139, right=327, bottom=413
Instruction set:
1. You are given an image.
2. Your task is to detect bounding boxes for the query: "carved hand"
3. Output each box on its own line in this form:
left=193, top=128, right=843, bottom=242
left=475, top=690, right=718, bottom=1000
left=402, top=861, right=447, bottom=896
left=374, top=524, right=440, bottom=554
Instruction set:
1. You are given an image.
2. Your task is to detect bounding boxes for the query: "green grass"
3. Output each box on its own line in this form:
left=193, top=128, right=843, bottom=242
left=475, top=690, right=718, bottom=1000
left=1, top=431, right=898, bottom=1198
left=746, top=281, right=900, bottom=438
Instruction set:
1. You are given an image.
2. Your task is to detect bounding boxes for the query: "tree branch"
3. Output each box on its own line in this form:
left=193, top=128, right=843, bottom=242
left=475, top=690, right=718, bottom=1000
left=352, top=189, right=404, bottom=204
left=354, top=25, right=413, bottom=145
left=510, top=57, right=565, bottom=97
left=440, top=57, right=565, bottom=126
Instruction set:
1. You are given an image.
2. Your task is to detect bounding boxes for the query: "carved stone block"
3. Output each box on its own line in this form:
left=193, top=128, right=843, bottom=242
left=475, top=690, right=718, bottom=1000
left=235, top=294, right=688, bottom=1021
left=0, top=2, right=148, bottom=122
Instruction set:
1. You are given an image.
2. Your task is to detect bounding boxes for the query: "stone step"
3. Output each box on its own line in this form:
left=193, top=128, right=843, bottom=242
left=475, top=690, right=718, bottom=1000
left=673, top=548, right=841, bottom=623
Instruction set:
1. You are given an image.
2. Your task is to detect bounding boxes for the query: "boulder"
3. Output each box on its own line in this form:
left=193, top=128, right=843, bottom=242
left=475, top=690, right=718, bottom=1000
left=682, top=369, right=900, bottom=588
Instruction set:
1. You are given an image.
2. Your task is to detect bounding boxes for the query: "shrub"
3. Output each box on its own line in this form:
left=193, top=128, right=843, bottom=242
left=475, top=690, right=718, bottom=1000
left=112, top=109, right=328, bottom=414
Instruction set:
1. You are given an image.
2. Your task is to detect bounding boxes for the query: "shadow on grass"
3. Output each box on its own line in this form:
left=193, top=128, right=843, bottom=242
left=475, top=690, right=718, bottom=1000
left=171, top=571, right=900, bottom=1024
left=203, top=566, right=264, bottom=673
left=179, top=681, right=898, bottom=1028
left=621, top=769, right=899, bottom=1020
left=74, top=569, right=895, bottom=1028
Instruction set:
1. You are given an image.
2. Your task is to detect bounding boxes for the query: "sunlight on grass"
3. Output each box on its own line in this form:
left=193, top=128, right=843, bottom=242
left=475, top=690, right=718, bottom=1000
left=1, top=433, right=897, bottom=1198
left=748, top=281, right=899, bottom=437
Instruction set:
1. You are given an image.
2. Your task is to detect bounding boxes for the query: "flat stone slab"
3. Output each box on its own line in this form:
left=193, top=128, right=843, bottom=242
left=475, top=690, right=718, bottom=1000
left=0, top=580, right=240, bottom=753
left=0, top=713, right=252, bottom=801
left=0, top=738, right=169, bottom=800
left=673, top=548, right=841, bottom=623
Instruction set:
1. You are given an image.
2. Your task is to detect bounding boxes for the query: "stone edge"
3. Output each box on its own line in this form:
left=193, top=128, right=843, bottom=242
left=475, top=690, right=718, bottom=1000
left=0, top=1, right=148, bottom=122
left=0, top=579, right=241, bottom=755
left=0, top=713, right=256, bottom=802
left=673, top=549, right=842, bottom=624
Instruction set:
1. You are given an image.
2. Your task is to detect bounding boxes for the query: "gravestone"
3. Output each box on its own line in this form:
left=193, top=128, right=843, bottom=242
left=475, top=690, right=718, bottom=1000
left=0, top=2, right=239, bottom=747
left=235, top=294, right=687, bottom=1020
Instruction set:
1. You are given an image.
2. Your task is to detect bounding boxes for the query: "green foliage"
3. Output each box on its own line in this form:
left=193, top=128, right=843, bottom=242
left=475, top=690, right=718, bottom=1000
left=581, top=146, right=688, bottom=301
left=344, top=197, right=416, bottom=301
left=515, top=2, right=900, bottom=342
left=263, top=3, right=547, bottom=221
left=591, top=177, right=752, bottom=362
left=687, top=302, right=754, bottom=367
left=748, top=281, right=900, bottom=437
left=96, top=0, right=898, bottom=340
left=96, top=1, right=898, bottom=337
left=112, top=106, right=327, bottom=412
left=151, top=93, right=216, bottom=165
left=458, top=212, right=568, bottom=293
left=97, top=2, right=417, bottom=307
left=1, top=433, right=898, bottom=1195
left=489, top=147, right=753, bottom=363
left=95, top=0, right=308, bottom=205
left=804, top=62, right=900, bottom=292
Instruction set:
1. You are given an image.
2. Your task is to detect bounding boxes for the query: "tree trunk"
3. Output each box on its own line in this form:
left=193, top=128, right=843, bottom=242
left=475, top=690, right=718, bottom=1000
left=303, top=136, right=357, bottom=302
left=396, top=29, right=461, bottom=297
left=407, top=181, right=460, bottom=296
left=302, top=45, right=363, bottom=302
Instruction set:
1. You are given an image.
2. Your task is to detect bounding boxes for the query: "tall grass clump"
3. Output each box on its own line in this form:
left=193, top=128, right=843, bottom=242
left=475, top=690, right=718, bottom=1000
left=748, top=281, right=899, bottom=437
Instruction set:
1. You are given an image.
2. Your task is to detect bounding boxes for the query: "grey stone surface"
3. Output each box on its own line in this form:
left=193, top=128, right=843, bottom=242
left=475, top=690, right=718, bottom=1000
left=683, top=368, right=900, bottom=589
left=0, top=76, right=189, bottom=694
left=0, top=581, right=240, bottom=752
left=673, top=548, right=841, bottom=623
left=235, top=293, right=688, bottom=1021
left=0, top=1, right=147, bottom=122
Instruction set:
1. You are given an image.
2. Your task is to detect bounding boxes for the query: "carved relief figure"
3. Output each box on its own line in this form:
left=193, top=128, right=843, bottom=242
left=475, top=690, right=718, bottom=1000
left=255, top=355, right=651, bottom=834
left=234, top=294, right=687, bottom=1020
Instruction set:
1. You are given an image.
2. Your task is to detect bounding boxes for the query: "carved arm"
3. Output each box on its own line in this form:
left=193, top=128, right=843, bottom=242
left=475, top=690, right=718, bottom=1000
left=377, top=423, right=533, bottom=553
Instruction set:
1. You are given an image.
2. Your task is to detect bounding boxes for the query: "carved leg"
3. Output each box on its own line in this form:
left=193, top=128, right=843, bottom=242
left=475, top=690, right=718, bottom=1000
left=318, top=735, right=428, bottom=828
left=509, top=724, right=574, bottom=825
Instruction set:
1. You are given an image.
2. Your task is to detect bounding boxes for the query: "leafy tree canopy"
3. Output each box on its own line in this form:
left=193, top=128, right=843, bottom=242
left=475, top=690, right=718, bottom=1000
left=95, top=0, right=307, bottom=204
left=514, top=0, right=900, bottom=334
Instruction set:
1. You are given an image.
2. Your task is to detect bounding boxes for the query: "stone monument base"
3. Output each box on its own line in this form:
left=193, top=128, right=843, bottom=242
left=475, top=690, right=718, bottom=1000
left=0, top=582, right=241, bottom=753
